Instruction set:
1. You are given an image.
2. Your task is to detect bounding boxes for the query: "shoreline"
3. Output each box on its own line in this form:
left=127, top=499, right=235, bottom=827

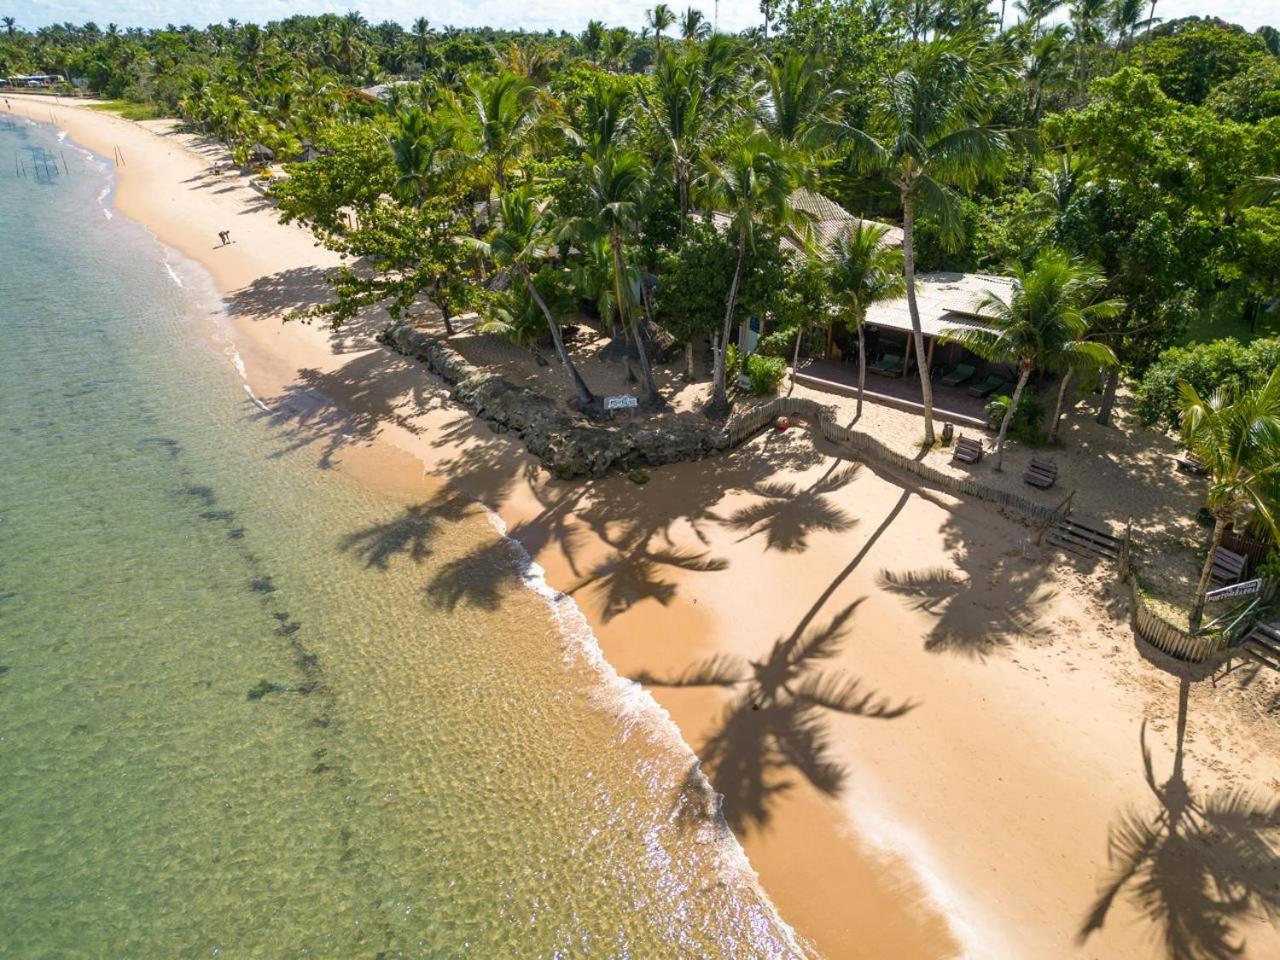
left=12, top=97, right=1280, bottom=960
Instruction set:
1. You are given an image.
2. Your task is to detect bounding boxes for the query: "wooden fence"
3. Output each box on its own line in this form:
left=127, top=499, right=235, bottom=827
left=728, top=396, right=1234, bottom=664
left=727, top=396, right=1066, bottom=526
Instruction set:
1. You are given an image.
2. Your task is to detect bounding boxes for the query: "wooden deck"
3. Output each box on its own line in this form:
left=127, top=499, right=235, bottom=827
left=795, top=358, right=991, bottom=429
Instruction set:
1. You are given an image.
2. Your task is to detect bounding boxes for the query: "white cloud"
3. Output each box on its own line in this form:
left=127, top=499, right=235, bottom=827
left=13, top=0, right=1276, bottom=34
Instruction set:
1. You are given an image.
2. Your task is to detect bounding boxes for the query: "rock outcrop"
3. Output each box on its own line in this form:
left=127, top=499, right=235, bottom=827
left=380, top=325, right=731, bottom=479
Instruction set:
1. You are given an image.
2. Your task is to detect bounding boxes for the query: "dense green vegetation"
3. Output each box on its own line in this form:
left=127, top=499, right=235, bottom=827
left=4, top=5, right=1278, bottom=442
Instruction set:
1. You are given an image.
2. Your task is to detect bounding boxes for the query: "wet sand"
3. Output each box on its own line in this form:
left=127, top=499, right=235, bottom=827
left=11, top=95, right=1280, bottom=960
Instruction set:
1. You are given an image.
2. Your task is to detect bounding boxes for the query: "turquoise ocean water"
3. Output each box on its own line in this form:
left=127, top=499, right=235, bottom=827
left=0, top=118, right=800, bottom=958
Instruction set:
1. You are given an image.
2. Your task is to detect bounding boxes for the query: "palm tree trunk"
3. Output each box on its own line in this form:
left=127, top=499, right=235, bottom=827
left=709, top=229, right=747, bottom=416
left=1188, top=515, right=1227, bottom=633
left=855, top=320, right=866, bottom=421
left=524, top=269, right=595, bottom=409
left=901, top=190, right=936, bottom=445
left=632, top=260, right=664, bottom=406
left=1097, top=368, right=1120, bottom=425
left=788, top=324, right=804, bottom=396
left=684, top=340, right=696, bottom=381
left=1048, top=369, right=1074, bottom=441
left=994, top=363, right=1032, bottom=471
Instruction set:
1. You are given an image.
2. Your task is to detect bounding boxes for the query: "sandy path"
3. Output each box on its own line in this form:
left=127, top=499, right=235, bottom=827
left=10, top=96, right=1279, bottom=960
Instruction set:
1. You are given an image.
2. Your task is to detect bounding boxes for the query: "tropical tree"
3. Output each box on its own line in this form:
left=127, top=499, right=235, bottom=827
left=411, top=17, right=430, bottom=70
left=844, top=33, right=1009, bottom=445
left=826, top=223, right=906, bottom=420
left=647, top=4, right=676, bottom=56
left=1179, top=367, right=1280, bottom=632
left=1069, top=0, right=1109, bottom=101
left=696, top=130, right=801, bottom=416
left=643, top=47, right=724, bottom=228
left=467, top=70, right=539, bottom=194
left=941, top=248, right=1121, bottom=470
left=571, top=149, right=664, bottom=405
left=758, top=51, right=841, bottom=155
left=472, top=188, right=597, bottom=409
left=680, top=7, right=711, bottom=42
left=2, top=16, right=15, bottom=37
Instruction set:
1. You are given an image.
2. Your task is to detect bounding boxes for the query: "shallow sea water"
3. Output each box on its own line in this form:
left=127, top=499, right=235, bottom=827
left=0, top=119, right=802, bottom=958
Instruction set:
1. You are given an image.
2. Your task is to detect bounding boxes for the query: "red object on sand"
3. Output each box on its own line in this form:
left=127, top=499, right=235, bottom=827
left=775, top=416, right=790, bottom=431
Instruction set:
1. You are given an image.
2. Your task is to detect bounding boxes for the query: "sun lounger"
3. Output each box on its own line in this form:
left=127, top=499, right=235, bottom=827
left=967, top=374, right=1008, bottom=398
left=1174, top=452, right=1208, bottom=475
left=1022, top=456, right=1058, bottom=489
left=869, top=353, right=904, bottom=377
left=940, top=363, right=976, bottom=387
left=1210, top=545, right=1246, bottom=583
left=951, top=435, right=983, bottom=464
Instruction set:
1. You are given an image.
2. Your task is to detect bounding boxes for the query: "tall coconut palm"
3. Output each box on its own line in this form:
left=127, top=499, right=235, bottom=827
left=2, top=16, right=16, bottom=37
left=574, top=149, right=664, bottom=406
left=643, top=48, right=721, bottom=229
left=826, top=223, right=906, bottom=420
left=1069, top=0, right=1108, bottom=101
left=759, top=52, right=841, bottom=156
left=411, top=17, right=430, bottom=69
left=843, top=34, right=1009, bottom=445
left=1179, top=368, right=1280, bottom=632
left=680, top=7, right=711, bottom=42
left=468, top=70, right=539, bottom=194
left=647, top=4, right=676, bottom=56
left=696, top=130, right=801, bottom=416
left=941, top=248, right=1120, bottom=470
left=472, top=189, right=596, bottom=409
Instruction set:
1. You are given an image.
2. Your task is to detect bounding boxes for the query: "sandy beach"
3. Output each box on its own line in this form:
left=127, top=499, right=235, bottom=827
left=11, top=95, right=1279, bottom=960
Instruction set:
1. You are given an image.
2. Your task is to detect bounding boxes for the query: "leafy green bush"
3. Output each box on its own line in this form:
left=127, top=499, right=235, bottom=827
left=985, top=390, right=1046, bottom=444
left=1133, top=337, right=1280, bottom=429
left=1256, top=550, right=1280, bottom=583
left=745, top=354, right=787, bottom=395
left=725, top=343, right=743, bottom=385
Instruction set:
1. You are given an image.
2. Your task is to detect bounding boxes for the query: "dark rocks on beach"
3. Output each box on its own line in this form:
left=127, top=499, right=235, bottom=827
left=380, top=326, right=731, bottom=480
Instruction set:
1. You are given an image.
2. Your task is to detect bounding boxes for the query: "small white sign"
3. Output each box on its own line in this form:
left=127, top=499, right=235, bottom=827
left=604, top=394, right=639, bottom=411
left=1205, top=578, right=1263, bottom=602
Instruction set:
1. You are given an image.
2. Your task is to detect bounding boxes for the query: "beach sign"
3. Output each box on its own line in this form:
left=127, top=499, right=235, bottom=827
left=1205, top=579, right=1263, bottom=602
left=604, top=394, right=639, bottom=412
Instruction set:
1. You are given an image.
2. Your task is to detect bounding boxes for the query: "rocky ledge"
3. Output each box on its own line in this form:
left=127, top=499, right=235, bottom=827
left=380, top=325, right=732, bottom=479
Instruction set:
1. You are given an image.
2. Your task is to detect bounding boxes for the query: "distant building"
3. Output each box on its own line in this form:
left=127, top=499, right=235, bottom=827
left=4, top=74, right=65, bottom=88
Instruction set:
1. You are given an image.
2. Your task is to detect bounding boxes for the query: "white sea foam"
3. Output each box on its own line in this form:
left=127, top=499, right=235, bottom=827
left=163, top=261, right=184, bottom=287
left=478, top=507, right=810, bottom=958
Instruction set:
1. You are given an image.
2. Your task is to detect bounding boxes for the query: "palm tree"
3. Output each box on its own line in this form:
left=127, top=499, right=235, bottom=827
left=826, top=223, right=906, bottom=420
left=696, top=130, right=800, bottom=416
left=1069, top=0, right=1108, bottom=101
left=1179, top=368, right=1280, bottom=632
left=843, top=34, right=1009, bottom=445
left=1022, top=24, right=1072, bottom=123
left=642, top=47, right=725, bottom=229
left=941, top=248, right=1120, bottom=470
left=411, top=17, right=430, bottom=70
left=2, top=16, right=16, bottom=37
left=647, top=4, right=676, bottom=56
left=680, top=7, right=710, bottom=42
left=575, top=149, right=664, bottom=406
left=758, top=52, right=841, bottom=155
left=760, top=0, right=780, bottom=41
left=472, top=189, right=597, bottom=409
left=1233, top=175, right=1280, bottom=209
left=468, top=70, right=538, bottom=194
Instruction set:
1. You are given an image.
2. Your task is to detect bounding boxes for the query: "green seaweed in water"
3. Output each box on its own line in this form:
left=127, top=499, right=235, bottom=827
left=247, top=680, right=287, bottom=701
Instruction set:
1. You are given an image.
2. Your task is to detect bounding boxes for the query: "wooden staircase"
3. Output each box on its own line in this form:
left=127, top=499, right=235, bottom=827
left=1046, top=517, right=1122, bottom=562
left=1240, top=621, right=1280, bottom=672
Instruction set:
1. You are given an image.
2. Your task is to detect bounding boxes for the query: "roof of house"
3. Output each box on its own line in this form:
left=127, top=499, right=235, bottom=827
left=696, top=189, right=903, bottom=259
left=864, top=272, right=1014, bottom=339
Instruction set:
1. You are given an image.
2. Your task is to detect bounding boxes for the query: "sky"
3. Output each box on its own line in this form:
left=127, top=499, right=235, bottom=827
left=12, top=0, right=1277, bottom=36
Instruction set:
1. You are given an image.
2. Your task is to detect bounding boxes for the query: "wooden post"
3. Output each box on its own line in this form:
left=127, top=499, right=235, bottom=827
left=1120, top=515, right=1133, bottom=582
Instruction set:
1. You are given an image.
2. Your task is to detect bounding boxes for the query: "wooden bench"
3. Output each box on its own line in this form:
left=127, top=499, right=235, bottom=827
left=1210, top=545, right=1247, bottom=583
left=951, top=435, right=983, bottom=464
left=1023, top=456, right=1058, bottom=489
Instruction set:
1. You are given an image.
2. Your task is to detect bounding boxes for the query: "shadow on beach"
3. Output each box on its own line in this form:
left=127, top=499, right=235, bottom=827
left=1079, top=678, right=1280, bottom=959
left=634, top=601, right=915, bottom=833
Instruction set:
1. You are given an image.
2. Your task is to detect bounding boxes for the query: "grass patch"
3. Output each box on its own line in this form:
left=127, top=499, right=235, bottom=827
left=86, top=99, right=166, bottom=121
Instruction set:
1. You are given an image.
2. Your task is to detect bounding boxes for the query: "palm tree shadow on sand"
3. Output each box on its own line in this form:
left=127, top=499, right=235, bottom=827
left=720, top=463, right=861, bottom=553
left=634, top=601, right=916, bottom=832
left=1079, top=679, right=1280, bottom=960
left=876, top=560, right=1056, bottom=660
